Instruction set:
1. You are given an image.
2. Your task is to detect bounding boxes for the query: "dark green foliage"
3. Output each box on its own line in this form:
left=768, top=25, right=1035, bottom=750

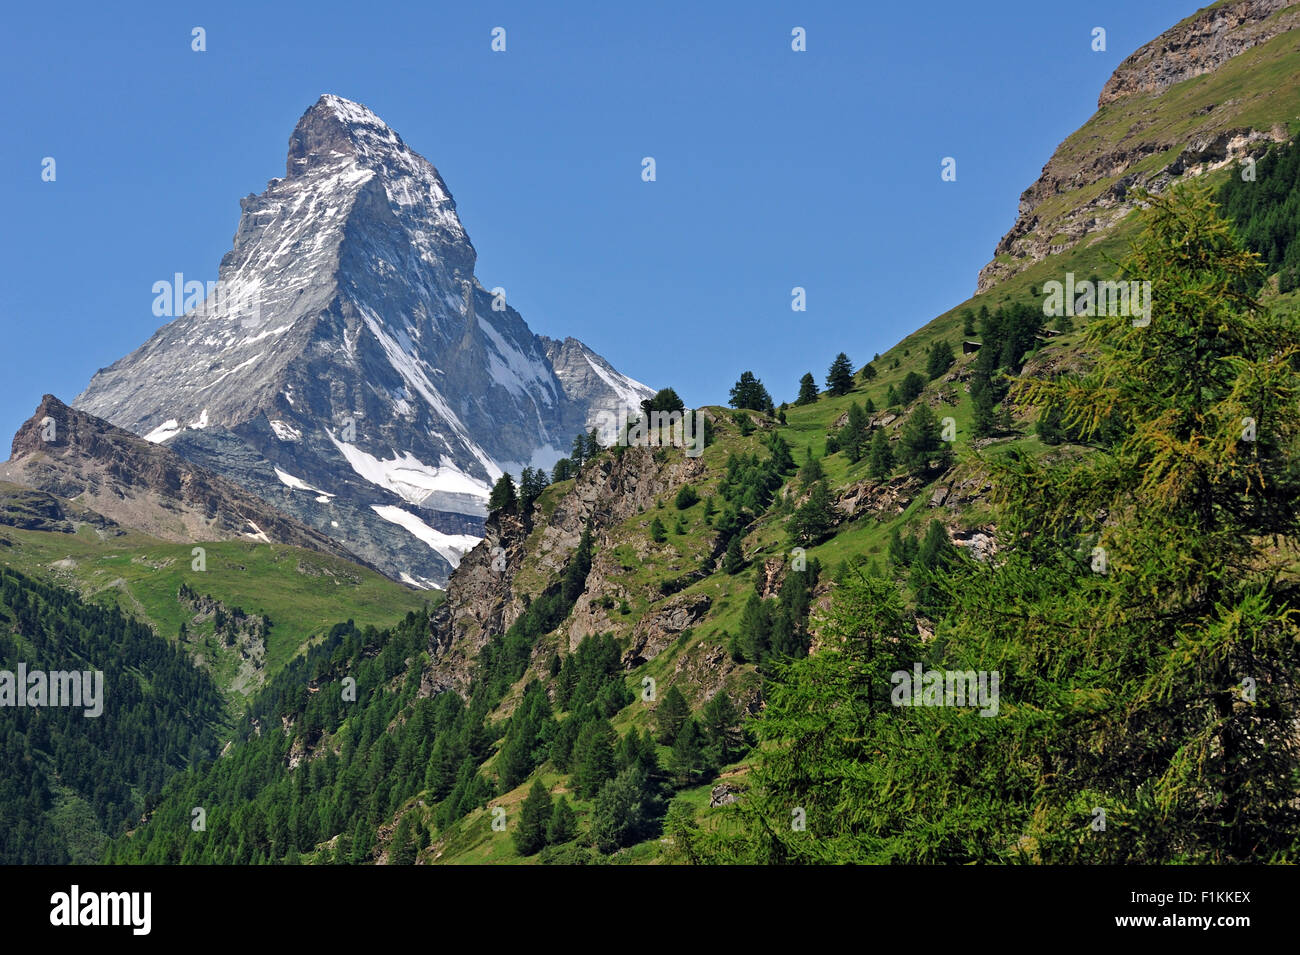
left=512, top=779, right=553, bottom=856
left=926, top=340, right=955, bottom=379
left=700, top=691, right=746, bottom=770
left=590, top=767, right=657, bottom=853
left=668, top=718, right=706, bottom=786
left=867, top=428, right=893, bottom=480
left=497, top=680, right=556, bottom=790
left=649, top=516, right=667, bottom=543
left=389, top=813, right=417, bottom=865
left=787, top=481, right=834, bottom=547
left=641, top=387, right=686, bottom=415
left=571, top=719, right=618, bottom=799
left=732, top=561, right=820, bottom=668
left=488, top=473, right=517, bottom=512
left=961, top=308, right=976, bottom=336
left=722, top=535, right=746, bottom=574
left=910, top=519, right=961, bottom=618
left=551, top=458, right=574, bottom=483
left=897, top=404, right=950, bottom=474
left=519, top=467, right=549, bottom=514
left=0, top=568, right=224, bottom=864
left=674, top=485, right=699, bottom=510
left=546, top=796, right=577, bottom=845
left=796, top=372, right=818, bottom=405
left=555, top=633, right=629, bottom=715
left=839, top=402, right=869, bottom=463
left=898, top=371, right=926, bottom=404
left=860, top=362, right=877, bottom=382
left=1217, top=137, right=1300, bottom=289
left=729, top=371, right=775, bottom=414
left=884, top=385, right=899, bottom=407
left=654, top=685, right=691, bottom=745
left=825, top=353, right=854, bottom=397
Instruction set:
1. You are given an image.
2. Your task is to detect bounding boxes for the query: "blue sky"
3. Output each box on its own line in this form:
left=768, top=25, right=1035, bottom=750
left=0, top=0, right=1204, bottom=444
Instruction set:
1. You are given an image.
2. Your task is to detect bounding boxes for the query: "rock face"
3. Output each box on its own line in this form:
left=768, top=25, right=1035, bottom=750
left=976, top=0, right=1299, bottom=292
left=0, top=395, right=357, bottom=560
left=74, top=95, right=652, bottom=587
left=1098, top=0, right=1297, bottom=105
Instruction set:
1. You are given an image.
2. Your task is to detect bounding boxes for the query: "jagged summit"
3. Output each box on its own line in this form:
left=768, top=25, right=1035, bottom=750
left=74, top=95, right=652, bottom=587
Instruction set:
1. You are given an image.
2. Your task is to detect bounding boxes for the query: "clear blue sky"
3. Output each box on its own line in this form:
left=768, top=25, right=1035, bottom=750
left=0, top=0, right=1203, bottom=445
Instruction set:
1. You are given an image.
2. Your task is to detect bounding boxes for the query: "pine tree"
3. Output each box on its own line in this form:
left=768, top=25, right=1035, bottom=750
left=899, top=371, right=926, bottom=404
left=897, top=404, right=942, bottom=474
left=669, top=718, right=706, bottom=786
left=700, top=691, right=744, bottom=770
left=729, top=371, right=775, bottom=413
left=722, top=535, right=745, bottom=574
left=796, top=372, right=818, bottom=405
left=799, top=446, right=825, bottom=486
left=840, top=402, right=869, bottom=462
left=389, top=813, right=417, bottom=865
left=590, top=767, right=652, bottom=853
left=787, top=481, right=834, bottom=547
left=825, top=353, right=854, bottom=397
left=546, top=796, right=577, bottom=845
left=512, top=779, right=552, bottom=856
left=860, top=362, right=877, bottom=382
left=926, top=340, right=955, bottom=379
left=867, top=428, right=893, bottom=480
left=571, top=720, right=617, bottom=799
left=488, top=473, right=517, bottom=512
left=649, top=516, right=667, bottom=543
left=655, top=685, right=691, bottom=745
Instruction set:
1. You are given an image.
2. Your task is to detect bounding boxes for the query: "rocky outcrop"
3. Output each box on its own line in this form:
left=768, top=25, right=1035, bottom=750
left=977, top=0, right=1299, bottom=292
left=0, top=395, right=359, bottom=560
left=1098, top=0, right=1298, bottom=106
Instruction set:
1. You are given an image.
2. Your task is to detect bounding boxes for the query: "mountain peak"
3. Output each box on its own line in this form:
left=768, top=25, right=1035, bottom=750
left=286, top=94, right=407, bottom=178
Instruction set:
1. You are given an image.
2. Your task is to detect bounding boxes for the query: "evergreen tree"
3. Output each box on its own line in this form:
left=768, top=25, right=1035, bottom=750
left=512, top=779, right=553, bottom=856
left=825, top=353, right=855, bottom=397
left=840, top=402, right=869, bottom=462
left=897, top=404, right=943, bottom=474
left=700, top=691, right=744, bottom=770
left=899, top=371, right=926, bottom=404
left=735, top=593, right=773, bottom=664
left=867, top=428, right=893, bottom=480
left=787, top=481, right=835, bottom=547
left=926, top=340, right=956, bottom=379
left=389, top=813, right=417, bottom=865
left=571, top=720, right=618, bottom=799
left=655, top=685, right=691, bottom=745
left=488, top=473, right=517, bottom=512
left=551, top=458, right=574, bottom=482
left=649, top=516, right=668, bottom=543
left=722, top=535, right=745, bottom=574
left=546, top=796, right=577, bottom=845
left=729, top=371, right=776, bottom=414
left=860, top=362, right=877, bottom=382
left=590, top=767, right=653, bottom=853
left=669, top=718, right=706, bottom=786
left=796, top=372, right=819, bottom=405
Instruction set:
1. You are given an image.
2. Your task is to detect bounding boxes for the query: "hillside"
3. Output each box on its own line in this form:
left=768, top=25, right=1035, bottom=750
left=67, top=0, right=1300, bottom=865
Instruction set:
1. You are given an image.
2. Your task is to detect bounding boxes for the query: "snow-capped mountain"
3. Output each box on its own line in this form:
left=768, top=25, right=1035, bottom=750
left=75, top=94, right=652, bottom=588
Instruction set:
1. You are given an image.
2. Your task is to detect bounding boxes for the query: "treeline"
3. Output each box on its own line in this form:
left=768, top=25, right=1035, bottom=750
left=1218, top=137, right=1300, bottom=292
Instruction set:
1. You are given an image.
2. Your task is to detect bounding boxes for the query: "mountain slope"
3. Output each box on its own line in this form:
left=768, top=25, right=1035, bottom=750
left=75, top=94, right=652, bottom=587
left=978, top=0, right=1300, bottom=291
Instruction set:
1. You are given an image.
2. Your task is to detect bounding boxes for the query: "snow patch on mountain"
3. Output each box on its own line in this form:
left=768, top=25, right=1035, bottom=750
left=371, top=505, right=480, bottom=568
